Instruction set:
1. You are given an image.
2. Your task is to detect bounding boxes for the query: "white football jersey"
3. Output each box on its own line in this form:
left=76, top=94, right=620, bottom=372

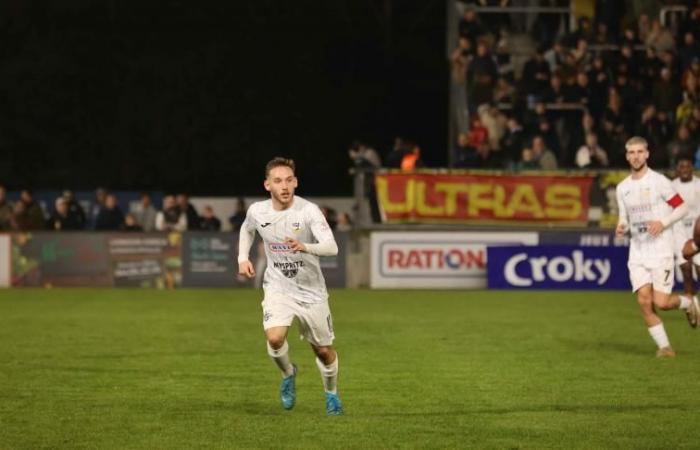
left=616, top=169, right=682, bottom=264
left=671, top=176, right=700, bottom=238
left=241, top=196, right=336, bottom=304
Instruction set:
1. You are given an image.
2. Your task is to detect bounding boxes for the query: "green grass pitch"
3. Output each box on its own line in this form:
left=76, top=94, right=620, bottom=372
left=1, top=289, right=700, bottom=449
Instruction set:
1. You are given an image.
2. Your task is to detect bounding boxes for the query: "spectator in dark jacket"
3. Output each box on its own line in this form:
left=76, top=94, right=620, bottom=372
left=63, top=190, right=86, bottom=230
left=653, top=68, right=682, bottom=115
left=200, top=205, right=222, bottom=231
left=18, top=190, right=45, bottom=230
left=95, top=194, right=125, bottom=230
left=177, top=194, right=200, bottom=230
left=48, top=197, right=83, bottom=230
left=228, top=197, right=247, bottom=232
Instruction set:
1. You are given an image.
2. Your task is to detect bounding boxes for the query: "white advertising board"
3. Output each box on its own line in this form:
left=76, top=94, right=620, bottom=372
left=370, top=231, right=538, bottom=289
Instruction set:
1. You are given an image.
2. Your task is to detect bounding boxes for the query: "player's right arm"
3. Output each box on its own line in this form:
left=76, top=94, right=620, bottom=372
left=237, top=207, right=256, bottom=278
left=615, top=185, right=629, bottom=237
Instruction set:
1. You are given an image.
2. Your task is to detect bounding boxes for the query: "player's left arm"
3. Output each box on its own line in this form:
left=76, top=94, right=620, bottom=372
left=285, top=205, right=338, bottom=256
left=648, top=180, right=688, bottom=236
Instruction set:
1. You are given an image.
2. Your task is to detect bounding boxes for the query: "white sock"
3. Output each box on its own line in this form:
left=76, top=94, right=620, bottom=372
left=315, top=355, right=339, bottom=394
left=267, top=341, right=294, bottom=377
left=679, top=295, right=691, bottom=310
left=648, top=323, right=671, bottom=349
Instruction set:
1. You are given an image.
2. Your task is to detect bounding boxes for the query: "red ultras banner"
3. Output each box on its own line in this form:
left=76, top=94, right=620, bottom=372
left=375, top=172, right=595, bottom=224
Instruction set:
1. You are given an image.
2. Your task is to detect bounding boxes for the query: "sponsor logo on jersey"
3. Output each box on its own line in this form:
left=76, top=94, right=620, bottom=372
left=269, top=242, right=292, bottom=253
left=273, top=260, right=304, bottom=278
left=261, top=222, right=272, bottom=228
left=292, top=222, right=301, bottom=231
left=503, top=250, right=611, bottom=287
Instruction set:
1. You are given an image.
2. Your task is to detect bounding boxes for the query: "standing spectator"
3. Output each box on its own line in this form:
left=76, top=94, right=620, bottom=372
left=131, top=192, right=158, bottom=232
left=667, top=126, right=695, bottom=168
left=199, top=205, right=222, bottom=231
left=500, top=117, right=526, bottom=164
left=177, top=194, right=200, bottom=230
left=48, top=197, right=83, bottom=231
left=454, top=132, right=478, bottom=168
left=95, top=194, right=125, bottom=230
left=156, top=195, right=187, bottom=232
left=89, top=187, right=107, bottom=229
left=122, top=214, right=143, bottom=231
left=336, top=212, right=353, bottom=232
left=399, top=141, right=424, bottom=171
left=653, top=68, right=682, bottom=117
left=348, top=141, right=381, bottom=169
left=679, top=32, right=700, bottom=71
left=532, top=135, right=558, bottom=170
left=520, top=47, right=551, bottom=98
left=514, top=147, right=539, bottom=171
left=19, top=190, right=45, bottom=230
left=645, top=19, right=675, bottom=53
left=458, top=5, right=485, bottom=43
left=63, top=190, right=86, bottom=230
left=385, top=137, right=406, bottom=168
left=229, top=197, right=248, bottom=232
left=576, top=132, right=609, bottom=168
left=467, top=41, right=498, bottom=110
left=0, top=185, right=12, bottom=230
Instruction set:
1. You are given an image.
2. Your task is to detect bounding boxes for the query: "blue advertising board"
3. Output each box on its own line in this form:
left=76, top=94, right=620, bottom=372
left=487, top=245, right=632, bottom=290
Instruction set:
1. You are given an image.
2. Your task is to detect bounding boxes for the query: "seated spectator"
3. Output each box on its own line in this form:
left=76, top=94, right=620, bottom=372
left=131, top=192, right=157, bottom=232
left=48, top=197, right=83, bottom=230
left=18, top=190, right=45, bottom=230
left=122, top=213, right=143, bottom=231
left=156, top=195, right=187, bottom=232
left=0, top=185, right=12, bottom=230
left=228, top=197, right=247, bottom=232
left=199, top=205, right=221, bottom=231
left=95, top=194, right=125, bottom=230
left=575, top=132, right=609, bottom=169
left=63, top=190, right=86, bottom=230
left=514, top=148, right=539, bottom=171
left=544, top=39, right=568, bottom=72
left=532, top=135, right=558, bottom=170
left=177, top=194, right=200, bottom=230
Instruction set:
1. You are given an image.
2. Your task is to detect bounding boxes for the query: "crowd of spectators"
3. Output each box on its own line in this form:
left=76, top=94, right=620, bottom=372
left=0, top=187, right=235, bottom=232
left=448, top=1, right=700, bottom=171
left=0, top=186, right=352, bottom=233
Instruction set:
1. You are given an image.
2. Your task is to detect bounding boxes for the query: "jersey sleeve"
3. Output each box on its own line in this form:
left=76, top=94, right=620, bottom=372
left=237, top=206, right=257, bottom=263
left=615, top=185, right=628, bottom=226
left=659, top=176, right=683, bottom=207
left=304, top=204, right=338, bottom=256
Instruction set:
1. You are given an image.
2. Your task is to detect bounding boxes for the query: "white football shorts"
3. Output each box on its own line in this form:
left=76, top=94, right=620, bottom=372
left=628, top=258, right=674, bottom=294
left=261, top=294, right=335, bottom=347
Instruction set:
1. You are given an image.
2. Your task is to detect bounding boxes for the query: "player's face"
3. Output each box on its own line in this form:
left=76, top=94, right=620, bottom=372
left=625, top=144, right=649, bottom=172
left=264, top=166, right=297, bottom=208
left=677, top=159, right=694, bottom=181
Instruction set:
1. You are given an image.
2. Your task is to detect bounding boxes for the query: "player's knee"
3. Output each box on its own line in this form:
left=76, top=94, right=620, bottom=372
left=636, top=292, right=653, bottom=308
left=267, top=335, right=286, bottom=350
left=313, top=345, right=335, bottom=363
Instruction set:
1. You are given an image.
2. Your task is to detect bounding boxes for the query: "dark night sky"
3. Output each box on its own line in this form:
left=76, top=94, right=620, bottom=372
left=0, top=1, right=447, bottom=195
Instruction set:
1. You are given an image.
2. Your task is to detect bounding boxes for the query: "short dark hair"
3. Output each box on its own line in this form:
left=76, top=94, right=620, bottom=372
left=677, top=153, right=694, bottom=164
left=265, top=157, right=296, bottom=178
